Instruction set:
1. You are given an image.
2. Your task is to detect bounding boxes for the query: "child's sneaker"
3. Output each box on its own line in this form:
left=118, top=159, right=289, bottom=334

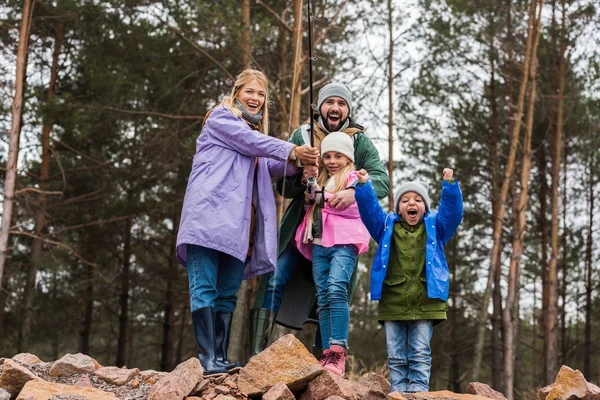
left=317, top=349, right=331, bottom=367
left=323, top=345, right=346, bottom=376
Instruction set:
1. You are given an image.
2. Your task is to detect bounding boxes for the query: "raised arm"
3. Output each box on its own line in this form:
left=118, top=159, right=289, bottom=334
left=436, top=169, right=464, bottom=244
left=355, top=171, right=387, bottom=244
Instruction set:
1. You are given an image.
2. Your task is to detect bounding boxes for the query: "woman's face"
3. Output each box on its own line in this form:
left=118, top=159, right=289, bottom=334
left=236, top=79, right=266, bottom=115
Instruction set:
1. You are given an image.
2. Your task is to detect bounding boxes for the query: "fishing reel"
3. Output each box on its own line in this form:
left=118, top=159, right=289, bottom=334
left=306, top=177, right=325, bottom=206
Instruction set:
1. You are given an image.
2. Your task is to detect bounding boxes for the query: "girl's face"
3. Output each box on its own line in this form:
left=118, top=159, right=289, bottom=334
left=236, top=79, right=266, bottom=115
left=397, top=192, right=426, bottom=225
left=323, top=151, right=351, bottom=174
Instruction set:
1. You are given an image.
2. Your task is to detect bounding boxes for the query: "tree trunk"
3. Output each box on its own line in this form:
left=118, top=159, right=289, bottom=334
left=290, top=0, right=304, bottom=128
left=503, top=20, right=540, bottom=394
left=80, top=262, right=94, bottom=354
left=546, top=0, right=565, bottom=383
left=175, top=302, right=188, bottom=367
left=560, top=137, right=568, bottom=367
left=161, top=213, right=179, bottom=371
left=387, top=0, right=394, bottom=211
left=583, top=147, right=595, bottom=378
left=0, top=0, right=35, bottom=291
left=241, top=0, right=251, bottom=69
left=19, top=20, right=64, bottom=353
left=116, top=215, right=133, bottom=367
left=472, top=0, right=543, bottom=380
left=537, top=113, right=549, bottom=386
left=488, top=7, right=503, bottom=388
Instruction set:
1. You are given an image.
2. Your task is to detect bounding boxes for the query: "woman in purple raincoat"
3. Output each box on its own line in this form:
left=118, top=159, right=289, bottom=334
left=176, top=69, right=318, bottom=375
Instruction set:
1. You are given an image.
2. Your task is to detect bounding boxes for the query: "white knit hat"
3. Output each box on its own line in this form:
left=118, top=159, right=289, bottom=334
left=320, top=132, right=355, bottom=162
left=317, top=83, right=353, bottom=115
left=394, top=181, right=431, bottom=212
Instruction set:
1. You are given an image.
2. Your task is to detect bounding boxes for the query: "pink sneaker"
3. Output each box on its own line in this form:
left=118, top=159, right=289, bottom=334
left=317, top=349, right=331, bottom=367
left=323, top=345, right=346, bottom=376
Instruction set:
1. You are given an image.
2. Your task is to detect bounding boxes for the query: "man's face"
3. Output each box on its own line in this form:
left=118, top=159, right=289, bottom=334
left=397, top=192, right=426, bottom=226
left=320, top=96, right=349, bottom=131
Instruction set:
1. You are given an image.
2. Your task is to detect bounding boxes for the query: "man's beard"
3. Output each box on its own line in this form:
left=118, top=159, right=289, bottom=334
left=322, top=113, right=347, bottom=132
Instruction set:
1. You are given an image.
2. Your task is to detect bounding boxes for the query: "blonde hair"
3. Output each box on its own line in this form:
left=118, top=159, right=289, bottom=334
left=317, top=160, right=356, bottom=193
left=220, top=69, right=270, bottom=135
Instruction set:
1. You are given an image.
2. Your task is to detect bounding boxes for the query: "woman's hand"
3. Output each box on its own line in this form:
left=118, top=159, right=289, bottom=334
left=295, top=145, right=319, bottom=166
left=357, top=169, right=369, bottom=183
left=443, top=168, right=454, bottom=180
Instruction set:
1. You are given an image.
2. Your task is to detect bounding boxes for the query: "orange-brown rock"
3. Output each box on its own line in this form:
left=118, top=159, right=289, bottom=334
left=541, top=365, right=600, bottom=400
left=263, top=382, right=295, bottom=400
left=48, top=353, right=96, bottom=377
left=466, top=383, right=507, bottom=400
left=148, top=357, right=203, bottom=400
left=402, top=390, right=495, bottom=400
left=237, top=334, right=323, bottom=397
left=140, top=369, right=168, bottom=384
left=387, top=393, right=409, bottom=400
left=130, top=378, right=140, bottom=389
left=16, top=378, right=118, bottom=399
left=299, top=371, right=359, bottom=400
left=0, top=359, right=37, bottom=397
left=73, top=374, right=93, bottom=387
left=95, top=366, right=140, bottom=385
left=356, top=372, right=391, bottom=399
left=11, top=354, right=43, bottom=365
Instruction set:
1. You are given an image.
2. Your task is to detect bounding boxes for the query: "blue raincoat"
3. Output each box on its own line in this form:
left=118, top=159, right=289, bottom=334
left=355, top=179, right=463, bottom=301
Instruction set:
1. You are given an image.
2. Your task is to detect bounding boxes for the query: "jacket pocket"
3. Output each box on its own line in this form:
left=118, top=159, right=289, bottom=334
left=419, top=275, right=447, bottom=312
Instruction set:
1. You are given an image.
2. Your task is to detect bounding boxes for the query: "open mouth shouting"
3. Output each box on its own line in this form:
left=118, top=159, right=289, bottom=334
left=326, top=112, right=342, bottom=129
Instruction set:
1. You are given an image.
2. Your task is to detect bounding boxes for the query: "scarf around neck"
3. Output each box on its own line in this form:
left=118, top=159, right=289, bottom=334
left=235, top=99, right=263, bottom=127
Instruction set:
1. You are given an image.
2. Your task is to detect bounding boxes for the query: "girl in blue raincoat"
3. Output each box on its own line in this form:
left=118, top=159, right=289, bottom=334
left=354, top=168, right=463, bottom=394
left=176, top=69, right=319, bottom=375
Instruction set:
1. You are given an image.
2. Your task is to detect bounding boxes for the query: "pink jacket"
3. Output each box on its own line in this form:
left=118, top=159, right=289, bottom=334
left=295, top=171, right=371, bottom=260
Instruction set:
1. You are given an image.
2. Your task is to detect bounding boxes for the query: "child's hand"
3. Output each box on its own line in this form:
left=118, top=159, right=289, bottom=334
left=302, top=165, right=318, bottom=184
left=357, top=169, right=369, bottom=183
left=443, top=168, right=454, bottom=180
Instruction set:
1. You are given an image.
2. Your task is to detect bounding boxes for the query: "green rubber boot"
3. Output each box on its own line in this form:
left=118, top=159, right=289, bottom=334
left=249, top=308, right=277, bottom=356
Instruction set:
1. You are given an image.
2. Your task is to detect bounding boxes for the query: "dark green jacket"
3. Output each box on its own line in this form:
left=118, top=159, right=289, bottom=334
left=276, top=118, right=390, bottom=255
left=379, top=221, right=447, bottom=321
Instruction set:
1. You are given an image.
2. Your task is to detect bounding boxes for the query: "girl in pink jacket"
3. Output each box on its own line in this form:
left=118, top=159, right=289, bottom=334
left=295, top=132, right=371, bottom=376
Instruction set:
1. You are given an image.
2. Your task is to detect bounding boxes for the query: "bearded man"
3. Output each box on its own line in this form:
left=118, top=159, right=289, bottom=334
left=250, top=83, right=390, bottom=355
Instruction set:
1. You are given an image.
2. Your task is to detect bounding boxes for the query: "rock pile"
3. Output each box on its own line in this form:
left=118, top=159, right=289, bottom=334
left=0, top=334, right=597, bottom=400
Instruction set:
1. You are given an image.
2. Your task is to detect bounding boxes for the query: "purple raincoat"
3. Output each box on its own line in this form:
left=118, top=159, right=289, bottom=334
left=176, top=106, right=296, bottom=279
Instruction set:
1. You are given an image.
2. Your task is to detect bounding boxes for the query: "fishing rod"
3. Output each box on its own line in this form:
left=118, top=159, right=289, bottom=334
left=306, top=0, right=322, bottom=204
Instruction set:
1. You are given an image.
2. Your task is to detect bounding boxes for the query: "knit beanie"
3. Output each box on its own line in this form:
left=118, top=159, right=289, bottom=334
left=394, top=181, right=431, bottom=212
left=317, top=83, right=353, bottom=116
left=320, top=132, right=355, bottom=163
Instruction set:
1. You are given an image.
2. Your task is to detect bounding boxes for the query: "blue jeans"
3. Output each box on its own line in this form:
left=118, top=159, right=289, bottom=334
left=384, top=320, right=434, bottom=393
left=262, top=244, right=310, bottom=313
left=312, top=244, right=357, bottom=350
left=186, top=244, right=246, bottom=313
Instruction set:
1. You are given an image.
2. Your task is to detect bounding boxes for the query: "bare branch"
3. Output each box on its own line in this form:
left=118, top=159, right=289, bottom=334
left=14, top=188, right=63, bottom=196
left=256, top=0, right=293, bottom=32
left=51, top=215, right=133, bottom=235
left=100, top=106, right=205, bottom=121
left=313, top=0, right=350, bottom=48
left=158, top=17, right=234, bottom=82
left=301, top=75, right=329, bottom=95
left=9, top=230, right=98, bottom=267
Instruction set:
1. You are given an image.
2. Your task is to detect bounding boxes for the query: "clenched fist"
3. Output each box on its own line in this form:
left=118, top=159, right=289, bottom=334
left=357, top=169, right=369, bottom=183
left=443, top=168, right=453, bottom=180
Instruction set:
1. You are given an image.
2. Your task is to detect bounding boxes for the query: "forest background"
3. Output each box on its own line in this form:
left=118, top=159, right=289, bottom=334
left=0, top=1, right=599, bottom=400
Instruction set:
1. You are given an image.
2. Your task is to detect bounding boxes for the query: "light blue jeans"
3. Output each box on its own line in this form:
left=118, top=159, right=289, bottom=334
left=384, top=320, right=434, bottom=393
left=312, top=244, right=357, bottom=350
left=186, top=244, right=246, bottom=313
